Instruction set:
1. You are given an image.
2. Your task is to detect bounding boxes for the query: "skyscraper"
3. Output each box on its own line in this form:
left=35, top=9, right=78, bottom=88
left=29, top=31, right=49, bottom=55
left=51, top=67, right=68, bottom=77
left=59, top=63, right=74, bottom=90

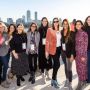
left=27, top=10, right=31, bottom=23
left=35, top=11, right=38, bottom=21
left=7, top=18, right=13, bottom=25
left=0, top=17, right=1, bottom=21
left=22, top=15, right=25, bottom=23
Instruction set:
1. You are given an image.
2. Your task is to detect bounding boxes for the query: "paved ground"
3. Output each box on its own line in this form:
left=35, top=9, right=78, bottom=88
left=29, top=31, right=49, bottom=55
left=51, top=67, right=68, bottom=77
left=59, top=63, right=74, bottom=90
left=0, top=60, right=90, bottom=90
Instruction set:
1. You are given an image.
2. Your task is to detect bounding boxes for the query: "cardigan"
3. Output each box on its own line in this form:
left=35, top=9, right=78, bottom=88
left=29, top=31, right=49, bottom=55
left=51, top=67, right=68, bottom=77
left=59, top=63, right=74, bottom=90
left=45, top=28, right=61, bottom=55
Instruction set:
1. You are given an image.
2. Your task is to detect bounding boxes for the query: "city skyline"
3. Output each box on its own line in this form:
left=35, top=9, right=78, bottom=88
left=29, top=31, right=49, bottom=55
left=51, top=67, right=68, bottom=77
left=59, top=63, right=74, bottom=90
left=0, top=0, right=90, bottom=22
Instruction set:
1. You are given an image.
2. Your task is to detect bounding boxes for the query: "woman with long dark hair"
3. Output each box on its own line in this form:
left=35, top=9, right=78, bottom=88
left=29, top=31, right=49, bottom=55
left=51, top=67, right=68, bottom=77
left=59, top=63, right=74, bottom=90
left=75, top=20, right=88, bottom=90
left=61, top=19, right=76, bottom=89
left=84, top=16, right=90, bottom=84
left=38, top=17, right=52, bottom=84
left=26, top=22, right=40, bottom=84
left=45, top=18, right=61, bottom=88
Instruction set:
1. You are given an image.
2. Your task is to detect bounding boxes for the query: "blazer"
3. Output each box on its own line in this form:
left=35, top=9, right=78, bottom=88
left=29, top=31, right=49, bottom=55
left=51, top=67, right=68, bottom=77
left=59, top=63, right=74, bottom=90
left=26, top=31, right=40, bottom=54
left=45, top=28, right=61, bottom=55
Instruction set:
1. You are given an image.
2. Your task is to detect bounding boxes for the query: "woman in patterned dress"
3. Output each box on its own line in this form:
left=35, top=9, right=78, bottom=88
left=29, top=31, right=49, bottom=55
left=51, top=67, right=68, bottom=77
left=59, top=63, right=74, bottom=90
left=75, top=20, right=88, bottom=90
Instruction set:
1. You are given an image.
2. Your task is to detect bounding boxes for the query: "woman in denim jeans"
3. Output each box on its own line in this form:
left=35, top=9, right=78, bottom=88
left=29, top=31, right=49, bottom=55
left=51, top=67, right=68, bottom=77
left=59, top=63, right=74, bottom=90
left=0, top=22, right=10, bottom=88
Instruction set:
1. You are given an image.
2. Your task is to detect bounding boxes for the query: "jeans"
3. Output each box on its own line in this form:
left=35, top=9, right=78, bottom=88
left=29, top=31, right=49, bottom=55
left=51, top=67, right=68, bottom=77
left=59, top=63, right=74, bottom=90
left=87, top=51, right=90, bottom=83
left=0, top=53, right=10, bottom=81
left=28, top=54, right=37, bottom=72
left=51, top=47, right=61, bottom=80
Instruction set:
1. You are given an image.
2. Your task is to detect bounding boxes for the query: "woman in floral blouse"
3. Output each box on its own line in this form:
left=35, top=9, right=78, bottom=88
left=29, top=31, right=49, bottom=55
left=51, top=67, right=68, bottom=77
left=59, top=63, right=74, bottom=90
left=75, top=20, right=88, bottom=90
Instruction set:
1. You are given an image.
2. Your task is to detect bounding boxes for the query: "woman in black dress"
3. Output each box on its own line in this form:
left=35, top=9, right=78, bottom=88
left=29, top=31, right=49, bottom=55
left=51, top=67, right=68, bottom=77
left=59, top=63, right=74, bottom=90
left=38, top=17, right=52, bottom=84
left=10, top=24, right=28, bottom=86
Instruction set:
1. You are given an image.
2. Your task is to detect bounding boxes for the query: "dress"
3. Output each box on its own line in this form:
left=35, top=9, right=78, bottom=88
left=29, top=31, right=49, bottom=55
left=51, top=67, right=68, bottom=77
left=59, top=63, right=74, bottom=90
left=75, top=30, right=88, bottom=81
left=10, top=33, right=29, bottom=76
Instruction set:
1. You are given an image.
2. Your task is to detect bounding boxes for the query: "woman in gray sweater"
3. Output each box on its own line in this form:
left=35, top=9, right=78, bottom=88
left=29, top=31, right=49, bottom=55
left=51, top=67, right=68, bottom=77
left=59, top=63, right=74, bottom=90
left=0, top=22, right=10, bottom=88
left=26, top=22, right=40, bottom=84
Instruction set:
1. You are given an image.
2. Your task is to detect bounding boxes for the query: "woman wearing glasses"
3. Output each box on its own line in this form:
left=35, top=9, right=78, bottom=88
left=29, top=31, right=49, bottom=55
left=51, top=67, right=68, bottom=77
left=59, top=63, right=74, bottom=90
left=26, top=22, right=40, bottom=84
left=45, top=18, right=62, bottom=88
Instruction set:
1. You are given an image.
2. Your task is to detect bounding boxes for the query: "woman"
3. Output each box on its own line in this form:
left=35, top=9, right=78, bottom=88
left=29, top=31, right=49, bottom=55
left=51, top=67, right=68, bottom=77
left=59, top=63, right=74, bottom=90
left=75, top=20, right=88, bottom=90
left=10, top=23, right=28, bottom=86
left=38, top=17, right=52, bottom=84
left=26, top=22, right=40, bottom=84
left=61, top=19, right=76, bottom=89
left=0, top=22, right=10, bottom=88
left=45, top=18, right=62, bottom=88
left=84, top=16, right=90, bottom=83
left=6, top=24, right=17, bottom=82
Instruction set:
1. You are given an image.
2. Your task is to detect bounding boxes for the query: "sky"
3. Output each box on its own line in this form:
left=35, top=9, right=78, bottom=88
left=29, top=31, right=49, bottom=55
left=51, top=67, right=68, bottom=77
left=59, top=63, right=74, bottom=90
left=0, top=0, right=90, bottom=22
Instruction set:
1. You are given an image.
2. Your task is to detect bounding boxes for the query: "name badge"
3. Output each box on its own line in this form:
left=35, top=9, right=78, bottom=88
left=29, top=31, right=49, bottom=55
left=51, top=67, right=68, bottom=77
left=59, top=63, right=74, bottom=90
left=42, top=38, right=46, bottom=45
left=22, top=43, right=26, bottom=49
left=31, top=44, right=35, bottom=51
left=62, top=44, right=66, bottom=51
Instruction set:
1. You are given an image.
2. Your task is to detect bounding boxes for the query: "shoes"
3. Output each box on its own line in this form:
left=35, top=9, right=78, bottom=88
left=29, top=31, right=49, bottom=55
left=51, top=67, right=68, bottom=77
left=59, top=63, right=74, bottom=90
left=20, top=76, right=25, bottom=81
left=42, top=73, right=46, bottom=84
left=45, top=71, right=51, bottom=80
left=51, top=79, right=60, bottom=89
left=64, top=79, right=70, bottom=87
left=1, top=81, right=10, bottom=88
left=16, top=75, right=21, bottom=86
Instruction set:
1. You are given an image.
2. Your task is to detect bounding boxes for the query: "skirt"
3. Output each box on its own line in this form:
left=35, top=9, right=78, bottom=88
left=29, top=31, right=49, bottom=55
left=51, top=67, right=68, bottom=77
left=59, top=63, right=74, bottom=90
left=11, top=52, right=29, bottom=76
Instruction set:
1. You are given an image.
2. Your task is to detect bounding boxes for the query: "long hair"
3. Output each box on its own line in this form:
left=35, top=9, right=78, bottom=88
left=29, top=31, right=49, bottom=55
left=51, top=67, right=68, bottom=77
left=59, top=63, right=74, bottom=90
left=40, top=17, right=49, bottom=28
left=84, top=16, right=90, bottom=29
left=28, top=22, right=37, bottom=32
left=52, top=17, right=59, bottom=30
left=8, top=24, right=17, bottom=35
left=62, top=19, right=71, bottom=43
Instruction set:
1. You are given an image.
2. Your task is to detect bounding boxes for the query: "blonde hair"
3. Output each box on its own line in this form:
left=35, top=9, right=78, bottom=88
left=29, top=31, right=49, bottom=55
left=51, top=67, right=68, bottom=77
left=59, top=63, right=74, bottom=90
left=17, top=23, right=25, bottom=33
left=0, top=22, right=8, bottom=32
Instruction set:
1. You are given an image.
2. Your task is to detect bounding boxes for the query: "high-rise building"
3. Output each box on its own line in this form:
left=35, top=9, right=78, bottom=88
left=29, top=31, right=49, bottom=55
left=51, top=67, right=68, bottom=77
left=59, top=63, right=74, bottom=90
left=16, top=18, right=23, bottom=25
left=35, top=11, right=38, bottom=21
left=0, top=17, right=1, bottom=21
left=27, top=10, right=31, bottom=23
left=22, top=15, right=25, bottom=23
left=7, top=18, right=13, bottom=25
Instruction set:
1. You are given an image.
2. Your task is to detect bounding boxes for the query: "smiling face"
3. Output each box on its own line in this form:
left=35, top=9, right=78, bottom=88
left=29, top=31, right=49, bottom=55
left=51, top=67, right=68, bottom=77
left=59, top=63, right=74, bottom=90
left=87, top=17, right=90, bottom=26
left=63, top=21, right=69, bottom=30
left=42, top=18, right=48, bottom=27
left=17, top=24, right=24, bottom=34
left=0, top=24, right=4, bottom=33
left=53, top=19, right=59, bottom=27
left=31, top=23, right=37, bottom=32
left=9, top=25, right=15, bottom=33
left=76, top=22, right=83, bottom=30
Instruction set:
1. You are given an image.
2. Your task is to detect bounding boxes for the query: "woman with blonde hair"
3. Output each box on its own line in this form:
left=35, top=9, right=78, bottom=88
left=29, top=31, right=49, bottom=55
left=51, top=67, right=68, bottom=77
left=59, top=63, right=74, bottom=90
left=10, top=23, right=28, bottom=86
left=0, top=22, right=10, bottom=88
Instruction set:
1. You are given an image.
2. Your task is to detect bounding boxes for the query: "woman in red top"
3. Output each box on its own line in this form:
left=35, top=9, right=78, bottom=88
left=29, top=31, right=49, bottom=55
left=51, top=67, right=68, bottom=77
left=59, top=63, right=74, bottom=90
left=45, top=18, right=62, bottom=89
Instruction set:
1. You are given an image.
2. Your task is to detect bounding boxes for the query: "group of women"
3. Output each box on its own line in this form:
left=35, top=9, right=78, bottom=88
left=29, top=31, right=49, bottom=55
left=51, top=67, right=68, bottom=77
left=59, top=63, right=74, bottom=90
left=0, top=16, right=90, bottom=90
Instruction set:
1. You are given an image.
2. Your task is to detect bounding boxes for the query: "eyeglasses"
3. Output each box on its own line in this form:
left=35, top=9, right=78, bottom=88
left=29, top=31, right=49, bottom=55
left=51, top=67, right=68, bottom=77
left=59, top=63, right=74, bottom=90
left=53, top=21, right=59, bottom=23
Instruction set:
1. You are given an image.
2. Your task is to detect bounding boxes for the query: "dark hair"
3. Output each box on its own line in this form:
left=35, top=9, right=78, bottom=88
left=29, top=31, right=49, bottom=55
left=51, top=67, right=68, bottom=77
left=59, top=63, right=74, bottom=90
left=41, top=17, right=49, bottom=28
left=62, top=19, right=70, bottom=32
left=52, top=17, right=59, bottom=30
left=84, top=16, right=90, bottom=29
left=8, top=24, right=17, bottom=35
left=28, top=22, right=37, bottom=32
left=62, top=19, right=71, bottom=43
left=75, top=20, right=84, bottom=30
